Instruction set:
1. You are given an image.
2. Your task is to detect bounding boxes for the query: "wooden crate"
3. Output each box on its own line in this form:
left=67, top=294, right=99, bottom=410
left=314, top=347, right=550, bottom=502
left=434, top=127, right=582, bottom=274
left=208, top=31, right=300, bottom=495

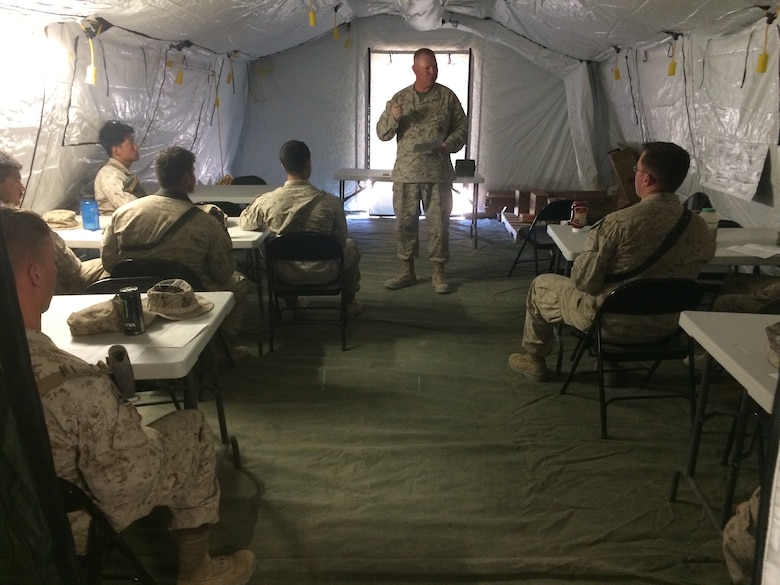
left=608, top=145, right=638, bottom=206
left=484, top=190, right=517, bottom=220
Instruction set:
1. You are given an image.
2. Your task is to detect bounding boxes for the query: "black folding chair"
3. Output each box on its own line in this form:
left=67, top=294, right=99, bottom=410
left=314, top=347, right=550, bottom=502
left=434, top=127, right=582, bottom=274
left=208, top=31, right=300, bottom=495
left=560, top=278, right=703, bottom=439
left=84, top=276, right=162, bottom=295
left=58, top=477, right=158, bottom=585
left=265, top=231, right=347, bottom=352
left=508, top=199, right=574, bottom=276
left=231, top=175, right=267, bottom=185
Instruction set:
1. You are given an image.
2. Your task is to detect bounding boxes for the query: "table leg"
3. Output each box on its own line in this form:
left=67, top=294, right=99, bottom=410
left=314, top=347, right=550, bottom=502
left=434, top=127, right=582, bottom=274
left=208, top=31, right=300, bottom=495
left=339, top=180, right=345, bottom=205
left=252, top=248, right=264, bottom=356
left=471, top=183, right=479, bottom=248
left=720, top=389, right=755, bottom=528
left=183, top=368, right=199, bottom=410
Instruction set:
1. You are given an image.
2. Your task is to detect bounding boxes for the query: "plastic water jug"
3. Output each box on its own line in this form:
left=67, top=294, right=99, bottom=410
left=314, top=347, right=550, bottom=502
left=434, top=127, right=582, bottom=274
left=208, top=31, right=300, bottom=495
left=80, top=196, right=100, bottom=231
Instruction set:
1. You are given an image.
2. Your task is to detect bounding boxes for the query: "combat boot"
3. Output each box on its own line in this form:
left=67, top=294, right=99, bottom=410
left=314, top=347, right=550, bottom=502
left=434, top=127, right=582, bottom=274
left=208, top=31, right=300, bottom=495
left=177, top=526, right=257, bottom=585
left=432, top=262, right=451, bottom=294
left=384, top=259, right=417, bottom=290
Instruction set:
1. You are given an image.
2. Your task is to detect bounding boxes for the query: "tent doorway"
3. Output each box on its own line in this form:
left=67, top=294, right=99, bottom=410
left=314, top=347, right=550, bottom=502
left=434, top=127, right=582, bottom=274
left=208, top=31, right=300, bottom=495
left=365, top=49, right=472, bottom=216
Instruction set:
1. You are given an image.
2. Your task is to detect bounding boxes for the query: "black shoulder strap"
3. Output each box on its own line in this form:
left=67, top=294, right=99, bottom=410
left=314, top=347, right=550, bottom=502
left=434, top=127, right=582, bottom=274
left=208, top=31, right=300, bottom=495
left=119, top=206, right=200, bottom=253
left=604, top=208, right=693, bottom=284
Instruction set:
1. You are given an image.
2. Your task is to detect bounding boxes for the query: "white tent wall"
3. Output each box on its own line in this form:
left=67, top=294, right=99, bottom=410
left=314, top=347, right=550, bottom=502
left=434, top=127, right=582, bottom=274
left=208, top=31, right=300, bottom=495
left=596, top=20, right=780, bottom=227
left=0, top=3, right=777, bottom=224
left=232, top=16, right=584, bottom=206
left=0, top=17, right=249, bottom=214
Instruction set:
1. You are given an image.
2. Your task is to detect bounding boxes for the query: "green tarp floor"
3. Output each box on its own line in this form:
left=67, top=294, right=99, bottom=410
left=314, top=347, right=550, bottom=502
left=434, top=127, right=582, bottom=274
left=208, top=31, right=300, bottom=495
left=126, top=217, right=751, bottom=585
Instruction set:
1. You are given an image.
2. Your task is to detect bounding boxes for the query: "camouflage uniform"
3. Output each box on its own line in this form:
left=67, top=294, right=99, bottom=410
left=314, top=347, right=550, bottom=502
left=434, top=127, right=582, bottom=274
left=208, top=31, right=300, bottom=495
left=94, top=158, right=146, bottom=215
left=239, top=179, right=361, bottom=299
left=522, top=192, right=717, bottom=357
left=26, top=329, right=220, bottom=552
left=712, top=273, right=780, bottom=312
left=51, top=231, right=107, bottom=293
left=0, top=201, right=106, bottom=293
left=722, top=487, right=761, bottom=585
left=101, top=191, right=248, bottom=336
left=376, top=83, right=468, bottom=262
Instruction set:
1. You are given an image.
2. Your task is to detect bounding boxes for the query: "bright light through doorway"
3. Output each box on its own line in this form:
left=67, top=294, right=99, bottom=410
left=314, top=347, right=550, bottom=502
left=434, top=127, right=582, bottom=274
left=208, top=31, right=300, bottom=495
left=364, top=49, right=471, bottom=216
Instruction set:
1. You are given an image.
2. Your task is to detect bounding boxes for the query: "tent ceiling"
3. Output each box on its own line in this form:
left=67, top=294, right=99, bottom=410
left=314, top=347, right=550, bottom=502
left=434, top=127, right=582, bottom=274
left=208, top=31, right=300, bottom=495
left=3, top=0, right=776, bottom=61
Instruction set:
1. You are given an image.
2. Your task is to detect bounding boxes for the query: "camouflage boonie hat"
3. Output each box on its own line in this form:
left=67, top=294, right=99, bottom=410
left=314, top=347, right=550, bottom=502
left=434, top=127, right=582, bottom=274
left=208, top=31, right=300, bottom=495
left=142, top=279, right=213, bottom=320
left=67, top=295, right=156, bottom=336
left=42, top=209, right=78, bottom=229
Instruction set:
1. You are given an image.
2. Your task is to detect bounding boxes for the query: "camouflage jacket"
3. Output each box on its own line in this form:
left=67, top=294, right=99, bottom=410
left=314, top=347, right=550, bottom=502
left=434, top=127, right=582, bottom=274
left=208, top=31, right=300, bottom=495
left=239, top=179, right=350, bottom=283
left=51, top=231, right=106, bottom=293
left=94, top=158, right=146, bottom=215
left=101, top=191, right=236, bottom=290
left=26, top=329, right=166, bottom=539
left=376, top=83, right=468, bottom=183
left=571, top=192, right=716, bottom=339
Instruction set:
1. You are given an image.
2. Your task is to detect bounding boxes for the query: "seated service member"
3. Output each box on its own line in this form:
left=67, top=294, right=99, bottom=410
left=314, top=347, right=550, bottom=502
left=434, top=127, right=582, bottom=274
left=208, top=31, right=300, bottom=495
left=2, top=207, right=256, bottom=585
left=94, top=120, right=146, bottom=215
left=101, top=146, right=249, bottom=357
left=508, top=142, right=716, bottom=381
left=0, top=150, right=105, bottom=293
left=238, top=139, right=363, bottom=316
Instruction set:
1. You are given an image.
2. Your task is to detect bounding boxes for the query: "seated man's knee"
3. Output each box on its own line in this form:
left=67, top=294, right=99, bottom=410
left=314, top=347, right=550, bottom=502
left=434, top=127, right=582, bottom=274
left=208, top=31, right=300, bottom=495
left=231, top=272, right=249, bottom=302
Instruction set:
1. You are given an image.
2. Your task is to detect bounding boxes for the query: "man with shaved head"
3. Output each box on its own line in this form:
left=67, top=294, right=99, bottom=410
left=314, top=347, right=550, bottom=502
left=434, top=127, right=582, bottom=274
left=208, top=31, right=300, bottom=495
left=377, top=48, right=469, bottom=295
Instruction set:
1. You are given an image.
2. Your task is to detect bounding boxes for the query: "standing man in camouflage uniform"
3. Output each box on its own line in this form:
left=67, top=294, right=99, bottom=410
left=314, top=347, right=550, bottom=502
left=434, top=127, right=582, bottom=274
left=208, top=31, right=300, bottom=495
left=2, top=207, right=256, bottom=585
left=0, top=150, right=106, bottom=293
left=101, top=146, right=250, bottom=360
left=376, top=48, right=469, bottom=294
left=239, top=140, right=364, bottom=315
left=94, top=120, right=146, bottom=215
left=508, top=142, right=716, bottom=381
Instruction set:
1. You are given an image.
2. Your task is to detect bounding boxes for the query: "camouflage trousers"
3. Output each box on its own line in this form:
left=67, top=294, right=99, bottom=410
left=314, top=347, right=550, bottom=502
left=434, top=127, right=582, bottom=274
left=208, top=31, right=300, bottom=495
left=713, top=273, right=780, bottom=312
left=392, top=182, right=452, bottom=263
left=722, top=487, right=760, bottom=585
left=142, top=409, right=221, bottom=531
left=221, top=271, right=249, bottom=336
left=522, top=274, right=596, bottom=357
left=523, top=274, right=683, bottom=358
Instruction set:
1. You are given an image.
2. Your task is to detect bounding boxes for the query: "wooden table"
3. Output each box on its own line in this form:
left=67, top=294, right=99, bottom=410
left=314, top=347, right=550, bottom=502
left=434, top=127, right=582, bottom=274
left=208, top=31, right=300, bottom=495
left=669, top=311, right=778, bottom=530
left=334, top=168, right=486, bottom=248
left=42, top=292, right=241, bottom=465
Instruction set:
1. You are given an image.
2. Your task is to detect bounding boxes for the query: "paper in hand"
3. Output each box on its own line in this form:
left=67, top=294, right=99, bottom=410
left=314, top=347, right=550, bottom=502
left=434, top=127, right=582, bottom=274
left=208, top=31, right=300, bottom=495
left=413, top=137, right=445, bottom=153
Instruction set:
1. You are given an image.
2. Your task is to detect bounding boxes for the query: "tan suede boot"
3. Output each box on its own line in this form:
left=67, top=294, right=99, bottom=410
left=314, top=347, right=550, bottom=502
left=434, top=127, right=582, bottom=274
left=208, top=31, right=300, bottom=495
left=177, top=525, right=257, bottom=585
left=384, top=259, right=417, bottom=290
left=432, top=262, right=451, bottom=294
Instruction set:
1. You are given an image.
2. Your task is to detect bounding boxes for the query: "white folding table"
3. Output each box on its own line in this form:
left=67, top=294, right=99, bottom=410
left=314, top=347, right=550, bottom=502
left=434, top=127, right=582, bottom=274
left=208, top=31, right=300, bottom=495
left=191, top=183, right=277, bottom=205
left=42, top=291, right=241, bottom=465
left=334, top=168, right=486, bottom=248
left=669, top=311, right=778, bottom=530
left=54, top=219, right=269, bottom=354
left=547, top=224, right=780, bottom=269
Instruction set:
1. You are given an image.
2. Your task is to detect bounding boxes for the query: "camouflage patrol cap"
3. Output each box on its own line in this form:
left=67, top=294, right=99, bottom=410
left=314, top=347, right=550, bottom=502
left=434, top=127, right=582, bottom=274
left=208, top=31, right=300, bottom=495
left=142, top=278, right=213, bottom=320
left=67, top=295, right=157, bottom=336
left=41, top=209, right=78, bottom=229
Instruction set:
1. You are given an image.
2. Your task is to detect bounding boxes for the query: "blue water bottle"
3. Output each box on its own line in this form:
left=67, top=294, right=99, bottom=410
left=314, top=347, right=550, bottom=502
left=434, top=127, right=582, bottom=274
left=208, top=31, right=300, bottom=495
left=80, top=195, right=100, bottom=231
